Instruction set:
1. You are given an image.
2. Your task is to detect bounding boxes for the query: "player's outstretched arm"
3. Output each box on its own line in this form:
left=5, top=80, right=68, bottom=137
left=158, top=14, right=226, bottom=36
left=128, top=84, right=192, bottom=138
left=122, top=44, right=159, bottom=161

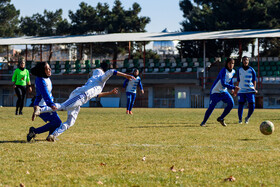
left=116, top=71, right=136, bottom=80
left=98, top=88, right=118, bottom=98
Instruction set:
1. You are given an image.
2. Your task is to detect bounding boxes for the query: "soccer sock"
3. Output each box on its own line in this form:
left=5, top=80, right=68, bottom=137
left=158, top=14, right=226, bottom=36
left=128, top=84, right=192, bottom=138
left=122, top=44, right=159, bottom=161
left=247, top=103, right=255, bottom=119
left=220, top=101, right=233, bottom=119
left=238, top=102, right=245, bottom=121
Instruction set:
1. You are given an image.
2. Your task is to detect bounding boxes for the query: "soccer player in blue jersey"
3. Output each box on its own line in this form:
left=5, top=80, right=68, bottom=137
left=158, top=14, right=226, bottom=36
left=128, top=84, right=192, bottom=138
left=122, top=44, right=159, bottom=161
left=236, top=56, right=257, bottom=124
left=200, top=58, right=240, bottom=127
left=122, top=69, right=144, bottom=114
left=27, top=62, right=61, bottom=142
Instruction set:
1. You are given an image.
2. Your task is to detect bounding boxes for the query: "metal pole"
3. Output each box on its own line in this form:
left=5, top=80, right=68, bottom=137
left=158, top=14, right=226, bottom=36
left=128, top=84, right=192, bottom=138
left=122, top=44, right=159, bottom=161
left=203, top=41, right=206, bottom=89
left=6, top=46, right=9, bottom=62
left=143, top=41, right=146, bottom=74
left=40, top=44, right=42, bottom=62
left=90, top=43, right=93, bottom=64
left=25, top=45, right=28, bottom=61
left=257, top=38, right=260, bottom=88
left=128, top=41, right=131, bottom=59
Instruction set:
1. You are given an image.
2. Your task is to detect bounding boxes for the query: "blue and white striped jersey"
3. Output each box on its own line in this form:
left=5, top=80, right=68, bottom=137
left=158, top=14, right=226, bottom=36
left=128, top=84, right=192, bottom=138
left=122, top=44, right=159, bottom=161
left=237, top=66, right=256, bottom=93
left=123, top=76, right=143, bottom=94
left=210, top=67, right=235, bottom=94
left=34, top=77, right=55, bottom=107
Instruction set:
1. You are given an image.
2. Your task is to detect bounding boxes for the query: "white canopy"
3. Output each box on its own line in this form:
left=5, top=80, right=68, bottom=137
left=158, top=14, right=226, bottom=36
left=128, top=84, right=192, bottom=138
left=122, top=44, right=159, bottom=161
left=0, top=29, right=279, bottom=45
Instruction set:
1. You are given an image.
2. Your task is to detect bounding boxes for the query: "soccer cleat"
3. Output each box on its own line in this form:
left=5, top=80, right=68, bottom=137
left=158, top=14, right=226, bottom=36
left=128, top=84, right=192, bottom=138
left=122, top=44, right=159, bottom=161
left=217, top=117, right=227, bottom=127
left=239, top=120, right=242, bottom=124
left=129, top=111, right=133, bottom=115
left=46, top=135, right=56, bottom=142
left=27, top=127, right=36, bottom=142
left=200, top=123, right=206, bottom=127
left=19, top=111, right=23, bottom=115
left=32, top=106, right=41, bottom=121
left=245, top=117, right=249, bottom=124
left=126, top=110, right=129, bottom=114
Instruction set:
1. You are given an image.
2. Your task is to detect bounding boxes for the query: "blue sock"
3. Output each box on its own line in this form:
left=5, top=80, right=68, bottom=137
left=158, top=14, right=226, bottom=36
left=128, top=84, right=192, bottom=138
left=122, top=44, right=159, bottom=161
left=247, top=103, right=255, bottom=119
left=238, top=102, right=245, bottom=121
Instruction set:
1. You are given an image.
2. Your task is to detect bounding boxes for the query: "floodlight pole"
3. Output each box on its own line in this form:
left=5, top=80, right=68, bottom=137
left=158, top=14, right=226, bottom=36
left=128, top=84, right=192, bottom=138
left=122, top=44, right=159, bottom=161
left=203, top=40, right=206, bottom=89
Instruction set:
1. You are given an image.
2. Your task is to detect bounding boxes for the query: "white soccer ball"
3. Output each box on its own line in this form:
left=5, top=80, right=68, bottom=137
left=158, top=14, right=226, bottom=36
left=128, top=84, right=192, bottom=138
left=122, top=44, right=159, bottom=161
left=260, top=121, right=274, bottom=135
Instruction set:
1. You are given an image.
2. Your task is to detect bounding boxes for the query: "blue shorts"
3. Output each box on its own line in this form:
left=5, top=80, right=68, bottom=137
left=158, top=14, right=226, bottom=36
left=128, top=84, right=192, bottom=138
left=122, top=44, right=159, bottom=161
left=238, top=93, right=255, bottom=103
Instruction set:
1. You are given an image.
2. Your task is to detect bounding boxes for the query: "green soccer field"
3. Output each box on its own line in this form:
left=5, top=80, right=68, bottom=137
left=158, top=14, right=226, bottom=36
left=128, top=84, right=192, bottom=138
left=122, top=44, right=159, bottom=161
left=0, top=107, right=280, bottom=186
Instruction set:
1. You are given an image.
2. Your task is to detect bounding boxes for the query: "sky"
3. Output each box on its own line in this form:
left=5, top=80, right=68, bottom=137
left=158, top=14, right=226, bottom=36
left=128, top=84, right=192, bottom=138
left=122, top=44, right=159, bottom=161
left=11, top=0, right=184, bottom=33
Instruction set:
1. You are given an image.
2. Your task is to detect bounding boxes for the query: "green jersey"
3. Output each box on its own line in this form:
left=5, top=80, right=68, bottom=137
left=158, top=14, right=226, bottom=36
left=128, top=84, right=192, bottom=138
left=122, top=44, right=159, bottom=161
left=12, top=68, right=30, bottom=86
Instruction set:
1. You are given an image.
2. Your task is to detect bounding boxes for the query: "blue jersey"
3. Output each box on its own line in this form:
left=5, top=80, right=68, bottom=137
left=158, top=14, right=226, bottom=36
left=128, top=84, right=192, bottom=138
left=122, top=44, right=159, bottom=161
left=34, top=77, right=55, bottom=107
left=237, top=66, right=256, bottom=93
left=123, top=76, right=143, bottom=94
left=210, top=67, right=235, bottom=94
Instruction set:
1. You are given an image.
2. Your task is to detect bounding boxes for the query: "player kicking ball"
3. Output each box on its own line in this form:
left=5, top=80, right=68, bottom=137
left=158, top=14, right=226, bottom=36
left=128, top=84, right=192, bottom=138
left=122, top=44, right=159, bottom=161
left=32, top=62, right=135, bottom=141
left=200, top=58, right=240, bottom=127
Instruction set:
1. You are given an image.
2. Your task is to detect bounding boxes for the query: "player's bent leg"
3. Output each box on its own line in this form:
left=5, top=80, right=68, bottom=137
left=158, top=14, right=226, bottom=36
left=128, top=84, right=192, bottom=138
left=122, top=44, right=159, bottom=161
left=201, top=95, right=219, bottom=126
left=218, top=92, right=234, bottom=127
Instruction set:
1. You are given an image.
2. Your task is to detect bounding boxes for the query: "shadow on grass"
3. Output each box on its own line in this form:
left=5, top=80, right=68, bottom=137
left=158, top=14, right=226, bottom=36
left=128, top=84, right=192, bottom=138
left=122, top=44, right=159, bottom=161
left=238, top=138, right=261, bottom=141
left=128, top=125, right=201, bottom=128
left=0, top=139, right=46, bottom=144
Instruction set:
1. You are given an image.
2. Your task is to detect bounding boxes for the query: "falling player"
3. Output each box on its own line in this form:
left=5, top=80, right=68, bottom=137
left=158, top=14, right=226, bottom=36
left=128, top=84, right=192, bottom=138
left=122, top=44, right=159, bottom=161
left=236, top=56, right=257, bottom=124
left=200, top=58, right=240, bottom=127
left=122, top=68, right=144, bottom=114
left=32, top=62, right=135, bottom=141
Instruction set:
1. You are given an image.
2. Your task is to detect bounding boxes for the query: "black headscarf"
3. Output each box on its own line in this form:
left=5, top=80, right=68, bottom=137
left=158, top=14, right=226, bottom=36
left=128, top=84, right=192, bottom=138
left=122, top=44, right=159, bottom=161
left=132, top=68, right=139, bottom=78
left=31, top=62, right=49, bottom=78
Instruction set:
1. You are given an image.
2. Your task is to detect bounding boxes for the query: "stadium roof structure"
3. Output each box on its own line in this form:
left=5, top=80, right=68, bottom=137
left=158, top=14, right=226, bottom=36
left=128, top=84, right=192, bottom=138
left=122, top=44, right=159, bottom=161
left=0, top=29, right=280, bottom=45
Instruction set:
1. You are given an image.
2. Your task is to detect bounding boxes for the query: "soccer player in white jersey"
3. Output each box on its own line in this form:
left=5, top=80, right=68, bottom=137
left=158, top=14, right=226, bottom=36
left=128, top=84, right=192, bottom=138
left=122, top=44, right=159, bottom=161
left=200, top=58, right=240, bottom=127
left=122, top=69, right=144, bottom=114
left=236, top=56, right=257, bottom=124
left=32, top=62, right=135, bottom=141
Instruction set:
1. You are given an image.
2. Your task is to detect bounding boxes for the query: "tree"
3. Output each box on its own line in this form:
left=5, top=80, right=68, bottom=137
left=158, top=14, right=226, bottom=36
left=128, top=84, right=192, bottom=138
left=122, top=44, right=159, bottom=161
left=179, top=0, right=280, bottom=58
left=0, top=0, right=20, bottom=37
left=20, top=9, right=70, bottom=36
left=68, top=0, right=150, bottom=67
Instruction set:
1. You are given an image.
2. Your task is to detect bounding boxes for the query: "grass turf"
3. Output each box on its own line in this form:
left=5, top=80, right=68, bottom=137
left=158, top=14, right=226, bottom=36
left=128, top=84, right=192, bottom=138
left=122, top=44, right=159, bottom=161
left=0, top=107, right=280, bottom=186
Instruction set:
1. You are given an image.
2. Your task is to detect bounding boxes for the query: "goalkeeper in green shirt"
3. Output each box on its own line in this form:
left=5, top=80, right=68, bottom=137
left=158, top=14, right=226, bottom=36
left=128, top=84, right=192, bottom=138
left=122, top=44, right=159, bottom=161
left=12, top=59, right=32, bottom=115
